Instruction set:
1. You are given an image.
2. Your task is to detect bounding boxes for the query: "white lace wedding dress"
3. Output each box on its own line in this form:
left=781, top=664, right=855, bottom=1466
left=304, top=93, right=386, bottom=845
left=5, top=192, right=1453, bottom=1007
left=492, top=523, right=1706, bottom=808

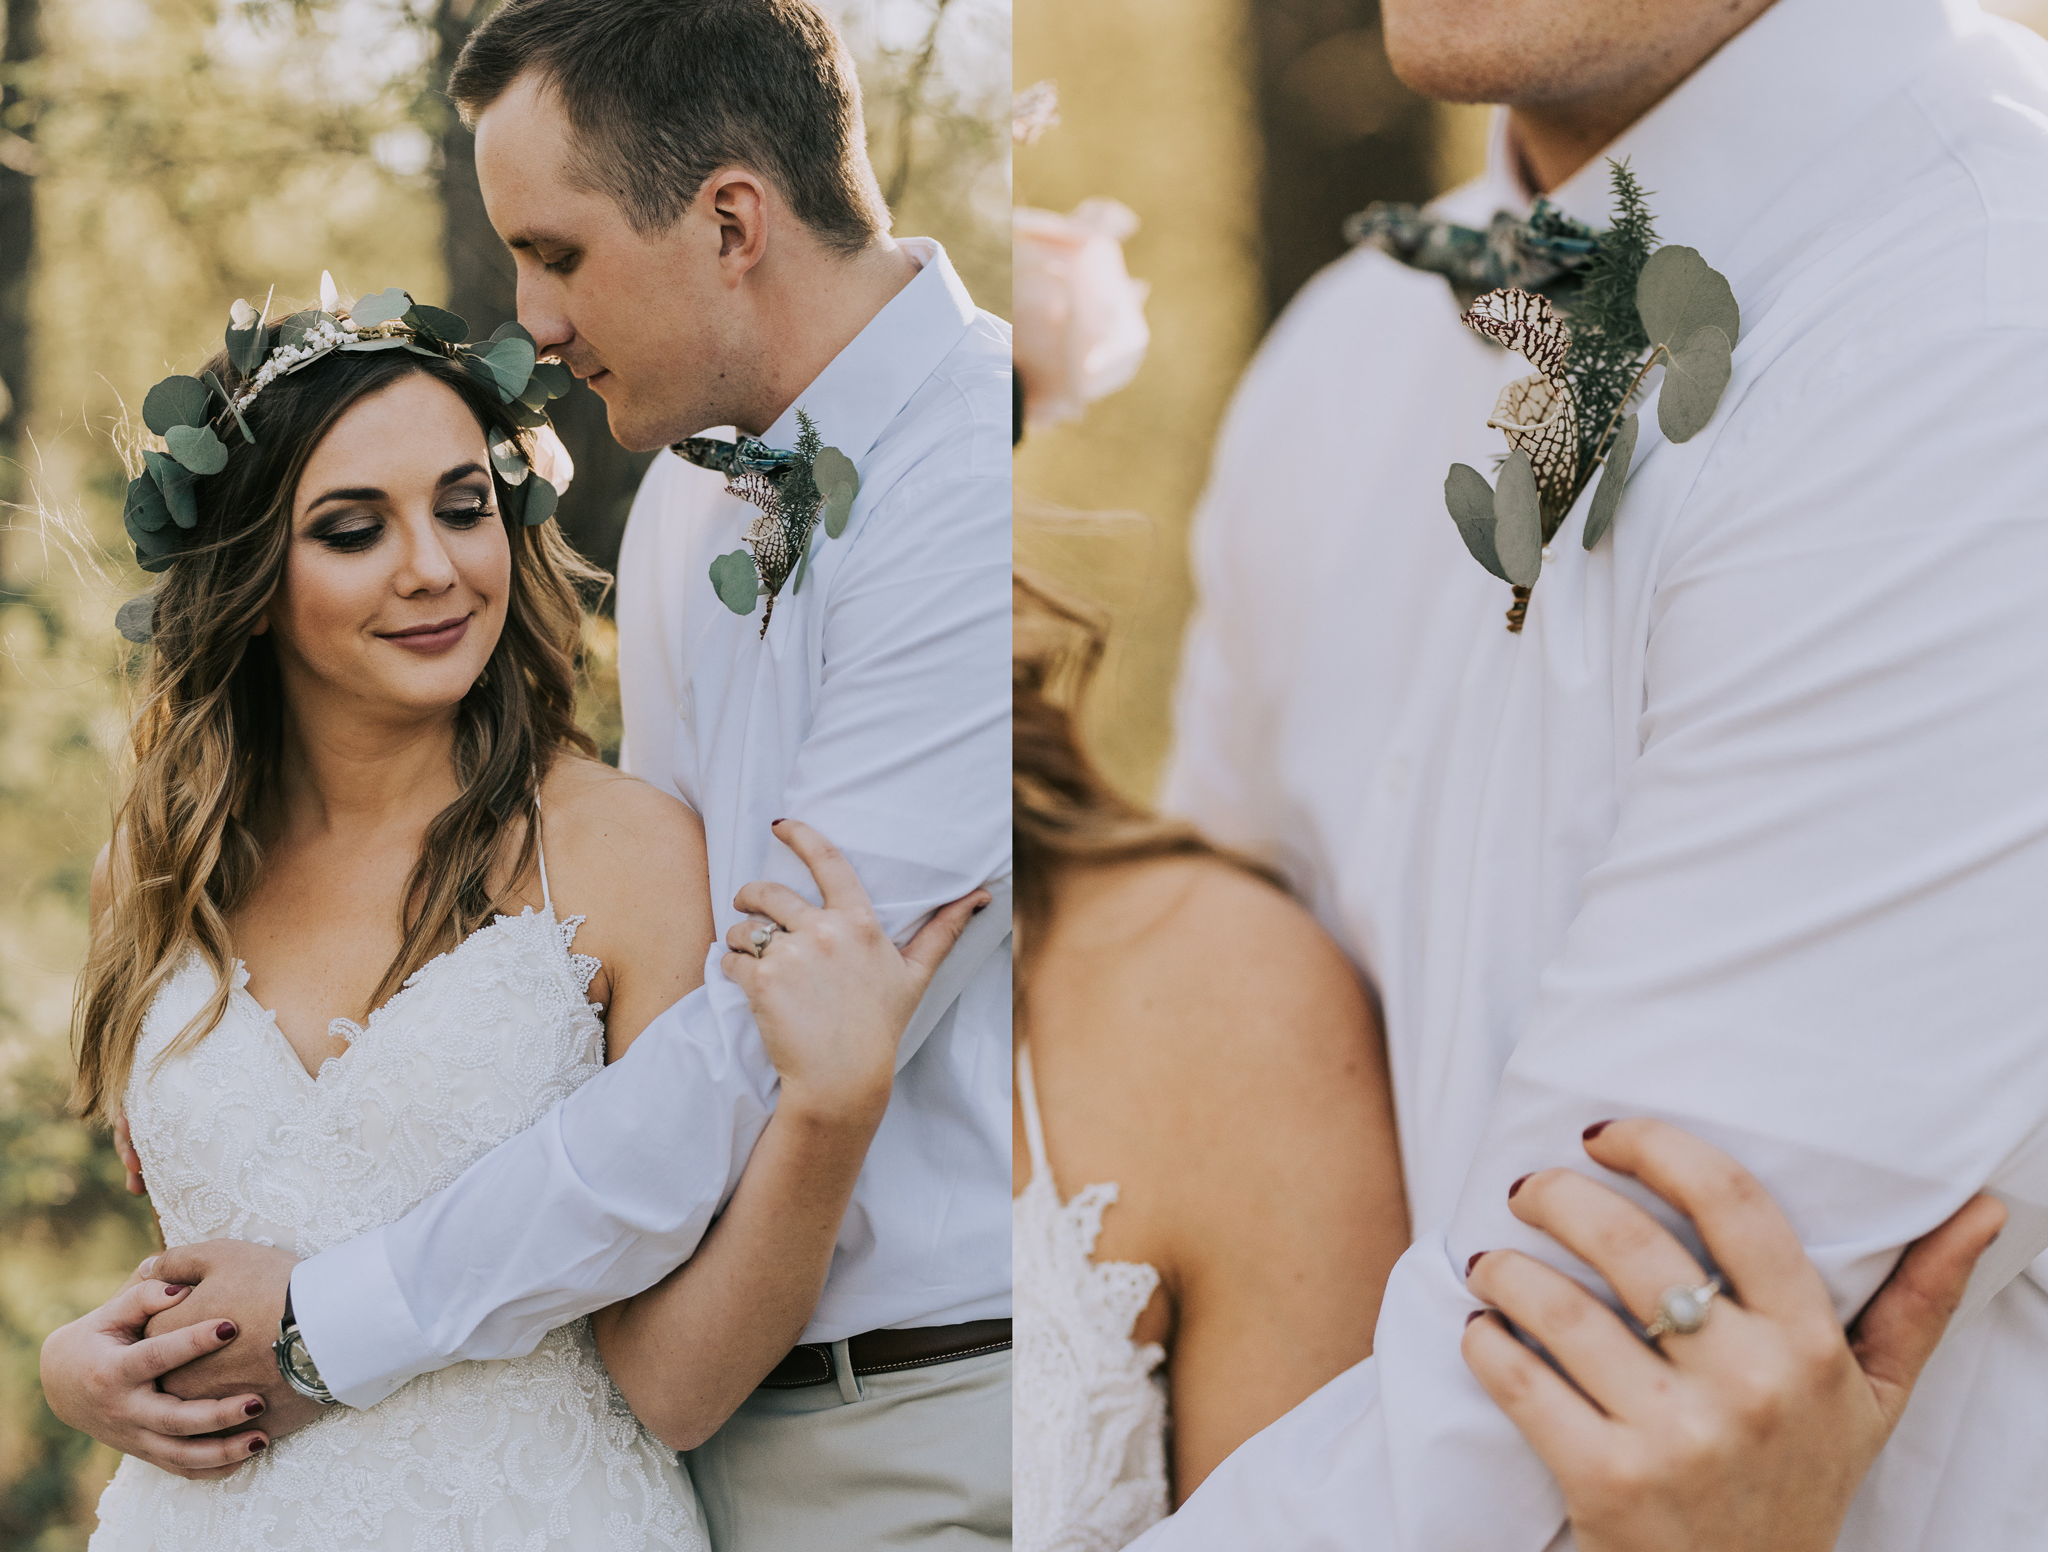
left=1012, top=1043, right=1170, bottom=1552
left=91, top=829, right=708, bottom=1551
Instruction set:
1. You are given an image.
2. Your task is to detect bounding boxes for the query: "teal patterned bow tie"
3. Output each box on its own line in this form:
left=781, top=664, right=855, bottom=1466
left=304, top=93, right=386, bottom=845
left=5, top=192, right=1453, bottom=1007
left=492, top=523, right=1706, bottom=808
left=1345, top=197, right=1598, bottom=308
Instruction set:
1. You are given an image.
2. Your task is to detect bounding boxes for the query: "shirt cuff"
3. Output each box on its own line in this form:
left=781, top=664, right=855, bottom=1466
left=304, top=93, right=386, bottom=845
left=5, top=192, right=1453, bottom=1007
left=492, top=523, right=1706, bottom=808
left=290, top=1227, right=439, bottom=1410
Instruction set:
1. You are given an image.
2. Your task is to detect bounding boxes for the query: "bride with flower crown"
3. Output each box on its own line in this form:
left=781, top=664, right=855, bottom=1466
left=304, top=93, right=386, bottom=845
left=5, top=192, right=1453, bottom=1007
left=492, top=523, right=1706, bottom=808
left=52, top=282, right=979, bottom=1550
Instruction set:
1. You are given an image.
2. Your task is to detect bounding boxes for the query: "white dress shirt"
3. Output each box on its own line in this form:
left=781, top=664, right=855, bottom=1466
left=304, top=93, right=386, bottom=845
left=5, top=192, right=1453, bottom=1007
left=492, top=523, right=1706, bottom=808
left=291, top=238, right=1013, bottom=1408
left=1138, top=3, right=2048, bottom=1547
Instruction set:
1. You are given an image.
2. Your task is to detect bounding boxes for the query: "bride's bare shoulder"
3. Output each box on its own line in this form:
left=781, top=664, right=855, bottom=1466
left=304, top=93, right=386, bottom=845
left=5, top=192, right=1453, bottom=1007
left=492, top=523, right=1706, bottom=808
left=535, top=755, right=708, bottom=899
left=1037, top=853, right=1373, bottom=1066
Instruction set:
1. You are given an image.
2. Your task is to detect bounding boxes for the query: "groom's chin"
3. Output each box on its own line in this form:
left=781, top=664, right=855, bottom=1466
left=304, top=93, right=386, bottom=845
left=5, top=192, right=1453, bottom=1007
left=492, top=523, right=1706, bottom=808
left=594, top=395, right=684, bottom=456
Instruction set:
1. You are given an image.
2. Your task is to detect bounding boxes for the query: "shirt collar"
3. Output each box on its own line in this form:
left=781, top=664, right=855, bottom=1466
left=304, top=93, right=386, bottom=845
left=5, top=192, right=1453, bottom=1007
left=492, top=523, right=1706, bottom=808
left=1495, top=0, right=1975, bottom=251
left=758, top=236, right=977, bottom=463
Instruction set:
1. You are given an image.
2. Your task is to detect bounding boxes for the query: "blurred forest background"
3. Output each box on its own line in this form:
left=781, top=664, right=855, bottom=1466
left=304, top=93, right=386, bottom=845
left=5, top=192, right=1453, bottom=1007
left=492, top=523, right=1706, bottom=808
left=1016, top=0, right=2048, bottom=803
left=0, top=0, right=1006, bottom=1541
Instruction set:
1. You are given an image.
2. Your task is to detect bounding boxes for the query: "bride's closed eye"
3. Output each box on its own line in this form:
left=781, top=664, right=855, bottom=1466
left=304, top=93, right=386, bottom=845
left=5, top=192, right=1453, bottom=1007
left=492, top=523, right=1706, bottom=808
left=310, top=497, right=495, bottom=553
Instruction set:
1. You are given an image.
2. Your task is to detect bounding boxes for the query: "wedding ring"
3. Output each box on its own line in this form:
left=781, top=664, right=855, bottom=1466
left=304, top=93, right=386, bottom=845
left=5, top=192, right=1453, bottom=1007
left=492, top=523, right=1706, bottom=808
left=1642, top=1276, right=1721, bottom=1341
left=748, top=921, right=781, bottom=958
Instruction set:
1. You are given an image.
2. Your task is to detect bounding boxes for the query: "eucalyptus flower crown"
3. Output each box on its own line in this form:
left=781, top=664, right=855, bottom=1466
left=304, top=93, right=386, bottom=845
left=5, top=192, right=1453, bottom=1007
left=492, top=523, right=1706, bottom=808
left=119, top=272, right=575, bottom=639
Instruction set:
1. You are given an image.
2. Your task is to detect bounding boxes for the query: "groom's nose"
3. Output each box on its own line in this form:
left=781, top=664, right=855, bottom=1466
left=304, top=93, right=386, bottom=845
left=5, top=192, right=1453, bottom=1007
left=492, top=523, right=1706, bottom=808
left=515, top=275, right=575, bottom=361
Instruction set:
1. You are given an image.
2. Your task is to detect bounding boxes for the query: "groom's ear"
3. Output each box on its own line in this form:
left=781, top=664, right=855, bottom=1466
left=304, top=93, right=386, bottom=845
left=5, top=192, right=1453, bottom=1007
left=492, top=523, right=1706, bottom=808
left=706, top=170, right=770, bottom=276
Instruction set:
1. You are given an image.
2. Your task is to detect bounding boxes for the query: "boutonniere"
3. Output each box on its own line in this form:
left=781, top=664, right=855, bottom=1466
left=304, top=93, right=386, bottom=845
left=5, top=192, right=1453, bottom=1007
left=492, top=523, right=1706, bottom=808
left=673, top=408, right=860, bottom=637
left=1444, top=162, right=1741, bottom=631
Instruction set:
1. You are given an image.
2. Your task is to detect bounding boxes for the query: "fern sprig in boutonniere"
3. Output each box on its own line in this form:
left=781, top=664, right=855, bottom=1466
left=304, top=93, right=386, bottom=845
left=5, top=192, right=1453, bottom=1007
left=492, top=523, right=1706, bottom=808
left=1445, top=161, right=1741, bottom=632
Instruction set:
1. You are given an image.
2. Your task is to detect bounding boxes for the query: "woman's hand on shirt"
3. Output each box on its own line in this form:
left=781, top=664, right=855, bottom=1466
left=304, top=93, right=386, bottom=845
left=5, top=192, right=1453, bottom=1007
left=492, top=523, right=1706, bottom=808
left=1463, top=1118, right=2005, bottom=1552
left=722, top=818, right=989, bottom=1130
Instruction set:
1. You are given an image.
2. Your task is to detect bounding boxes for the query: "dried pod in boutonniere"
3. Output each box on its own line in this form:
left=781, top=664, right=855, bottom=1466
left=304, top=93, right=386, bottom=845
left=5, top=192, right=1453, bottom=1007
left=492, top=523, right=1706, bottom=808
left=1443, top=160, right=1740, bottom=632
left=679, top=407, right=860, bottom=637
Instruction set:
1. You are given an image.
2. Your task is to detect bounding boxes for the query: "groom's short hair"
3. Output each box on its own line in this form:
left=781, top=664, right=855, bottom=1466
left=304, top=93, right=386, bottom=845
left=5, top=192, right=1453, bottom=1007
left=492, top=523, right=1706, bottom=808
left=448, top=0, right=888, bottom=254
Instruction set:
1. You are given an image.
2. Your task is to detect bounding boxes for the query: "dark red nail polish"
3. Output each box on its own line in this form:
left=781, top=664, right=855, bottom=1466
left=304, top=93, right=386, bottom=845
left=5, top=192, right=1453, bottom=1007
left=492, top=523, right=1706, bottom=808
left=215, top=1321, right=237, bottom=1341
left=244, top=1399, right=265, bottom=1417
left=248, top=1437, right=267, bottom=1453
left=162, top=1284, right=187, bottom=1296
left=1465, top=1251, right=1485, bottom=1277
left=1583, top=1120, right=1614, bottom=1141
left=1508, top=1173, right=1531, bottom=1199
left=1466, top=1309, right=1488, bottom=1327
left=770, top=817, right=788, bottom=826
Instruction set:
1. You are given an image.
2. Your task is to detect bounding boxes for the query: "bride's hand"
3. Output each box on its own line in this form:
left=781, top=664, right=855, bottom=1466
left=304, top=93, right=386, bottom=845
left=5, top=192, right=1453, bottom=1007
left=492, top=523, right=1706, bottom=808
left=1462, top=1119, right=2006, bottom=1552
left=721, top=818, right=989, bottom=1129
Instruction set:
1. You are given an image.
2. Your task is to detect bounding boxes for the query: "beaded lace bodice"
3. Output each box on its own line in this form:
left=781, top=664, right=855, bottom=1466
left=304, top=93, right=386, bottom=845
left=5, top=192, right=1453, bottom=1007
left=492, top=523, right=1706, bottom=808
left=1012, top=1043, right=1170, bottom=1552
left=91, top=829, right=707, bottom=1551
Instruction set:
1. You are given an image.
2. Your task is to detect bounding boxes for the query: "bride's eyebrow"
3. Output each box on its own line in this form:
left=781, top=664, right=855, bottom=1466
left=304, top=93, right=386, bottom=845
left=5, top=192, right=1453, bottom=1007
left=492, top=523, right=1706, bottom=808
left=305, top=463, right=491, bottom=514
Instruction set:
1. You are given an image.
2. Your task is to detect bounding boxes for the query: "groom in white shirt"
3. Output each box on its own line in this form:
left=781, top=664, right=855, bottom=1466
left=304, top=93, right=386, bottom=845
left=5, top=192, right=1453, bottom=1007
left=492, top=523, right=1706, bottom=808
left=43, top=2, right=1011, bottom=1545
left=1135, top=0, right=2048, bottom=1546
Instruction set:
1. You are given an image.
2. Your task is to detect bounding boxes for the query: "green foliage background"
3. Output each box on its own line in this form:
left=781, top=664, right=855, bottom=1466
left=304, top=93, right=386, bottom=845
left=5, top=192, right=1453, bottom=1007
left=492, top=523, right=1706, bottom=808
left=0, top=0, right=1006, bottom=1542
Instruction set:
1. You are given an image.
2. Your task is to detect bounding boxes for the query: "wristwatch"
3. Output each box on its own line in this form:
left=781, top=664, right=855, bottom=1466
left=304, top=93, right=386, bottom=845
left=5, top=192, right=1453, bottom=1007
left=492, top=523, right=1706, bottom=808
left=273, top=1285, right=338, bottom=1406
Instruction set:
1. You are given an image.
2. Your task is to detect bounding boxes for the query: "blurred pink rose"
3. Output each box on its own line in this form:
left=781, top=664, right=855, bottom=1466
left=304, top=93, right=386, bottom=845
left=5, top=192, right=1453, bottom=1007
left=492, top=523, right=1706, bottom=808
left=530, top=424, right=575, bottom=494
left=1013, top=198, right=1151, bottom=431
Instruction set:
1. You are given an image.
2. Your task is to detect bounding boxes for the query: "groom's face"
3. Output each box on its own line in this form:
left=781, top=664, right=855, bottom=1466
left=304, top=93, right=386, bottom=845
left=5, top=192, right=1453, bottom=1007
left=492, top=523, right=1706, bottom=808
left=474, top=74, right=737, bottom=452
left=1380, top=0, right=1777, bottom=109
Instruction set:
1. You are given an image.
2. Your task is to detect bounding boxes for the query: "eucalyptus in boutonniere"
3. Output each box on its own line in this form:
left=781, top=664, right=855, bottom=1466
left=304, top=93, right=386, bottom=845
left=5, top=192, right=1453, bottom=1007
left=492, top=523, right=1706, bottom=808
left=677, top=407, right=859, bottom=637
left=1445, top=162, right=1741, bottom=632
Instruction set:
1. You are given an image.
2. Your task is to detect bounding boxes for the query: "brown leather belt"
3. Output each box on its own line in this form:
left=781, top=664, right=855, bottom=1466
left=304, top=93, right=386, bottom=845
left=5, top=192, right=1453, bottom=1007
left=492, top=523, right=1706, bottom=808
left=758, top=1318, right=1012, bottom=1390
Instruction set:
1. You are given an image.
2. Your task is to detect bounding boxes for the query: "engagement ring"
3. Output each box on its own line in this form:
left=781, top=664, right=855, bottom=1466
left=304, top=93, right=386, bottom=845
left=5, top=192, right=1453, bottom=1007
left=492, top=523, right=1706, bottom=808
left=748, top=921, right=781, bottom=958
left=1642, top=1277, right=1721, bottom=1341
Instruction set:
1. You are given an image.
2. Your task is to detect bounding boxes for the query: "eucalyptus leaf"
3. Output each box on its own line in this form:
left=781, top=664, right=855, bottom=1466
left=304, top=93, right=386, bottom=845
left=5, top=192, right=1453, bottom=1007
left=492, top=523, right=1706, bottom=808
left=1444, top=462, right=1507, bottom=582
left=1636, top=245, right=1739, bottom=352
left=135, top=531, right=180, bottom=572
left=515, top=373, right=551, bottom=412
left=143, top=376, right=211, bottom=435
left=401, top=342, right=445, bottom=360
left=406, top=304, right=467, bottom=344
left=143, top=450, right=199, bottom=527
left=1492, top=449, right=1544, bottom=587
left=505, top=399, right=549, bottom=430
left=1583, top=413, right=1639, bottom=551
left=531, top=361, right=574, bottom=399
left=165, top=423, right=230, bottom=477
left=201, top=370, right=253, bottom=443
left=338, top=337, right=410, bottom=354
left=227, top=323, right=267, bottom=379
left=123, top=474, right=172, bottom=534
left=115, top=594, right=156, bottom=644
left=709, top=549, right=760, bottom=615
left=488, top=437, right=532, bottom=484
left=1656, top=324, right=1732, bottom=443
left=482, top=336, right=538, bottom=400
left=459, top=352, right=503, bottom=396
left=520, top=475, right=559, bottom=527
left=350, top=287, right=413, bottom=327
left=813, top=447, right=859, bottom=538
left=490, top=320, right=538, bottom=349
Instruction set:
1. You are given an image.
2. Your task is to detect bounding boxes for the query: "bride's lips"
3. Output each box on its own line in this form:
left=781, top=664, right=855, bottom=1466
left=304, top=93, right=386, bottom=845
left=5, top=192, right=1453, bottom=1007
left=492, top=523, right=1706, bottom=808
left=377, top=614, right=471, bottom=653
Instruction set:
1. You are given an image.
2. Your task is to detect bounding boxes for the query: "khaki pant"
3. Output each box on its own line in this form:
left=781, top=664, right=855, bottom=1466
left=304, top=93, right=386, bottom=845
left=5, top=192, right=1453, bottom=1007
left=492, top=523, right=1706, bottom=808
left=683, top=1345, right=1012, bottom=1550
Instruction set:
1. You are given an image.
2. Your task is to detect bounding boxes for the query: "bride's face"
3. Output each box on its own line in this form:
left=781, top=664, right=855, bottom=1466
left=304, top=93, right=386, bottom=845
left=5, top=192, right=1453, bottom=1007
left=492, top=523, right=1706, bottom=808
left=258, top=373, right=511, bottom=724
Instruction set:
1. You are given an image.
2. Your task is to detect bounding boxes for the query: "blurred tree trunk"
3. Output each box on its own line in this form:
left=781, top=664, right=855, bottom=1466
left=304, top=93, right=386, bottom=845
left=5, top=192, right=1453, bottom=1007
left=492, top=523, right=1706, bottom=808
left=0, top=0, right=40, bottom=592
left=1251, top=0, right=1436, bottom=322
left=430, top=0, right=651, bottom=585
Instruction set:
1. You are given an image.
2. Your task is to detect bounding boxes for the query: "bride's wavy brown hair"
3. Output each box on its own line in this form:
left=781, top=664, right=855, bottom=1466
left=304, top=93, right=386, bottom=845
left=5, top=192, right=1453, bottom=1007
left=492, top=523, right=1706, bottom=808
left=1012, top=571, right=1278, bottom=985
left=72, top=329, right=604, bottom=1124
